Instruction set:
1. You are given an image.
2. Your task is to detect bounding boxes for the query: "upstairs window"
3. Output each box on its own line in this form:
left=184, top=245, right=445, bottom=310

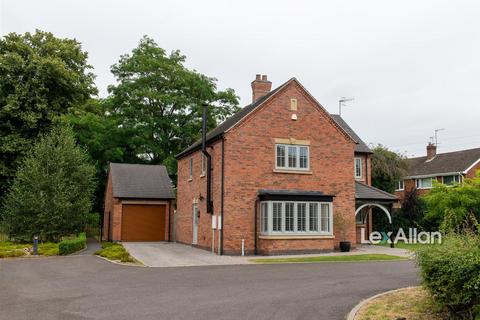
left=396, top=180, right=404, bottom=191
left=201, top=154, right=207, bottom=176
left=416, top=177, right=433, bottom=189
left=276, top=144, right=309, bottom=171
left=354, top=157, right=362, bottom=179
left=442, top=175, right=461, bottom=186
left=189, top=158, right=193, bottom=180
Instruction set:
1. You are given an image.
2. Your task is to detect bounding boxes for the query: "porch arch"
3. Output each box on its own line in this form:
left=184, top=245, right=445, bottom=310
left=355, top=203, right=392, bottom=224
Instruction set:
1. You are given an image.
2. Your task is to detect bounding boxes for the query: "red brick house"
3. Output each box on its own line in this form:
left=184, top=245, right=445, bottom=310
left=395, top=144, right=480, bottom=200
left=103, top=163, right=175, bottom=242
left=174, top=75, right=397, bottom=255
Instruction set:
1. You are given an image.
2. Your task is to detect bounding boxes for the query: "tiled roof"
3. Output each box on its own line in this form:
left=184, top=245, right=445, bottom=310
left=110, top=163, right=175, bottom=199
left=355, top=181, right=398, bottom=201
left=176, top=78, right=366, bottom=158
left=406, top=147, right=480, bottom=177
left=330, top=114, right=372, bottom=153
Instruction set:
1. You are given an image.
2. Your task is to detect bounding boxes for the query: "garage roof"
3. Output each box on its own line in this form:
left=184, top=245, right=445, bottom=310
left=110, top=163, right=175, bottom=199
left=355, top=181, right=398, bottom=201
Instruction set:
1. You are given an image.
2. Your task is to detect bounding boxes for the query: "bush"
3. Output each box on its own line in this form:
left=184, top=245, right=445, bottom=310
left=95, top=242, right=136, bottom=263
left=58, top=233, right=86, bottom=255
left=416, top=234, right=480, bottom=319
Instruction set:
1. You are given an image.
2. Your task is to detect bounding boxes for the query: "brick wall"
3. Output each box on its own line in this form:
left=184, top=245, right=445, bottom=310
left=175, top=80, right=357, bottom=255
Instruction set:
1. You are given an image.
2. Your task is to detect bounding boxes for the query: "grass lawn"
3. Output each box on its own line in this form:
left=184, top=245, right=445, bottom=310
left=378, top=240, right=441, bottom=252
left=251, top=254, right=405, bottom=264
left=0, top=241, right=59, bottom=258
left=355, top=287, right=445, bottom=320
left=95, top=242, right=139, bottom=264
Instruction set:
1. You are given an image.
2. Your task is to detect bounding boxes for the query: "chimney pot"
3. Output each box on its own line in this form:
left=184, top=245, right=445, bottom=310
left=251, top=74, right=272, bottom=103
left=426, top=142, right=437, bottom=160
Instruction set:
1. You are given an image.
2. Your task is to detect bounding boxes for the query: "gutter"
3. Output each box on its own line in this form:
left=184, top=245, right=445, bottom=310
left=405, top=171, right=463, bottom=179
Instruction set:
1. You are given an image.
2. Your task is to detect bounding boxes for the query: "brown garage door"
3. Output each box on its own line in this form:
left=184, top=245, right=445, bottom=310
left=121, top=204, right=166, bottom=241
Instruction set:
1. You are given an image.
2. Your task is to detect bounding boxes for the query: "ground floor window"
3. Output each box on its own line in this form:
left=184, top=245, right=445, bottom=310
left=260, top=201, right=333, bottom=235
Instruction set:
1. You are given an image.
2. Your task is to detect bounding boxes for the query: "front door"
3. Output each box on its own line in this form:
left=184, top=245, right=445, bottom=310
left=192, top=203, right=198, bottom=245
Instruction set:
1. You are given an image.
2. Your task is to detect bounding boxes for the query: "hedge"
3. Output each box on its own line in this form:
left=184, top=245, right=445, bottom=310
left=58, top=233, right=86, bottom=255
left=416, top=234, right=480, bottom=319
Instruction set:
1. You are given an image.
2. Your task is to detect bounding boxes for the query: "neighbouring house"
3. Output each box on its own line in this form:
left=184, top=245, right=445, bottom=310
left=395, top=143, right=480, bottom=200
left=103, top=163, right=175, bottom=242
left=174, top=75, right=397, bottom=255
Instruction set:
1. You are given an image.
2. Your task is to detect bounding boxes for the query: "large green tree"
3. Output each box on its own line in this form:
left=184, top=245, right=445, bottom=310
left=371, top=144, right=409, bottom=193
left=0, top=30, right=97, bottom=194
left=106, top=36, right=239, bottom=174
left=424, top=171, right=480, bottom=233
left=1, top=125, right=96, bottom=242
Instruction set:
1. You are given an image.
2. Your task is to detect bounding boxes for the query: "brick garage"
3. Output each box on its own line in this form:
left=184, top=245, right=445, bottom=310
left=103, top=163, right=175, bottom=242
left=174, top=75, right=396, bottom=255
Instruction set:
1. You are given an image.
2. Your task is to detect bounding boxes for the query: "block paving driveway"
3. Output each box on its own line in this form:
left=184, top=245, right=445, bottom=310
left=0, top=255, right=418, bottom=320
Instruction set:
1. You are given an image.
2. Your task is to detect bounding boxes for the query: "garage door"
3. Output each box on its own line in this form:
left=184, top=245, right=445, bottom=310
left=121, top=204, right=166, bottom=241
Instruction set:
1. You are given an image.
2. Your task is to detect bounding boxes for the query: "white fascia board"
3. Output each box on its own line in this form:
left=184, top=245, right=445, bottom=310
left=463, top=158, right=480, bottom=174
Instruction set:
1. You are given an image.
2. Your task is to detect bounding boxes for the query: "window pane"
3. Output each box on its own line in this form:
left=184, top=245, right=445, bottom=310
left=276, top=145, right=285, bottom=168
left=421, top=178, right=432, bottom=188
left=309, top=203, right=318, bottom=231
left=288, top=146, right=297, bottom=168
left=261, top=203, right=268, bottom=233
left=321, top=204, right=330, bottom=232
left=355, top=158, right=361, bottom=177
left=272, top=202, right=282, bottom=232
left=299, top=147, right=308, bottom=169
left=443, top=175, right=459, bottom=186
left=285, top=203, right=294, bottom=231
left=297, top=203, right=306, bottom=231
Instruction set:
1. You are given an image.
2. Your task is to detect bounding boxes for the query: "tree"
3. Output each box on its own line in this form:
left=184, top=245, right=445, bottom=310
left=0, top=30, right=97, bottom=194
left=371, top=144, right=409, bottom=193
left=1, top=125, right=96, bottom=242
left=423, top=171, right=480, bottom=233
left=106, top=36, right=239, bottom=175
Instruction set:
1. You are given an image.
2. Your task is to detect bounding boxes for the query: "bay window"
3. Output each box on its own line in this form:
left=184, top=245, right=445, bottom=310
left=416, top=177, right=433, bottom=189
left=276, top=144, right=309, bottom=171
left=260, top=201, right=333, bottom=235
left=442, top=175, right=461, bottom=186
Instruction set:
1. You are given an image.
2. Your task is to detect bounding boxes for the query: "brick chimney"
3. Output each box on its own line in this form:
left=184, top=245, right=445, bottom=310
left=426, top=142, right=437, bottom=160
left=251, top=74, right=272, bottom=103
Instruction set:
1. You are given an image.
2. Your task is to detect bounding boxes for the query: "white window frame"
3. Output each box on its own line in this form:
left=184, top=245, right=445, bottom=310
left=189, top=158, right=193, bottom=180
left=200, top=154, right=206, bottom=177
left=275, top=144, right=310, bottom=171
left=442, top=175, right=461, bottom=186
left=260, top=201, right=333, bottom=236
left=395, top=180, right=404, bottom=191
left=354, top=157, right=362, bottom=179
left=416, top=177, right=434, bottom=189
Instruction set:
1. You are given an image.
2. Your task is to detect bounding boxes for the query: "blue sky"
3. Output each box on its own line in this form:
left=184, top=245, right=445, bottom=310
left=2, top=0, right=479, bottom=156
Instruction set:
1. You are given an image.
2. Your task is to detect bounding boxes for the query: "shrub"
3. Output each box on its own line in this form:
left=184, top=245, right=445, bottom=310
left=416, top=234, right=480, bottom=319
left=95, top=242, right=136, bottom=263
left=58, top=233, right=86, bottom=255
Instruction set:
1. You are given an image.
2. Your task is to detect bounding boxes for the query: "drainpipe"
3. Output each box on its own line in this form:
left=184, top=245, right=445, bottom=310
left=254, top=199, right=259, bottom=255
left=220, top=136, right=225, bottom=255
left=201, top=104, right=213, bottom=214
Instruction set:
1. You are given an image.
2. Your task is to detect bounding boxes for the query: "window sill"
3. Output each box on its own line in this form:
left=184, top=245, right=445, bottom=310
left=200, top=174, right=205, bottom=178
left=259, top=234, right=334, bottom=240
left=273, top=169, right=312, bottom=175
left=188, top=178, right=193, bottom=182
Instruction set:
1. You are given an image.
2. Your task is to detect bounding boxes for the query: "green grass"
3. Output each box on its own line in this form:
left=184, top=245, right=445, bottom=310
left=251, top=254, right=405, bottom=264
left=95, top=242, right=138, bottom=263
left=0, top=241, right=59, bottom=258
left=378, top=240, right=441, bottom=252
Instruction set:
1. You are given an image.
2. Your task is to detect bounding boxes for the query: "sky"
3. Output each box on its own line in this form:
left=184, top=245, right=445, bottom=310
left=1, top=0, right=480, bottom=157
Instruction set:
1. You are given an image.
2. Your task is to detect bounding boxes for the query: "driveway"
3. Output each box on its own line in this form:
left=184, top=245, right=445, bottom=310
left=0, top=255, right=418, bottom=320
left=122, top=242, right=411, bottom=267
left=122, top=242, right=249, bottom=267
